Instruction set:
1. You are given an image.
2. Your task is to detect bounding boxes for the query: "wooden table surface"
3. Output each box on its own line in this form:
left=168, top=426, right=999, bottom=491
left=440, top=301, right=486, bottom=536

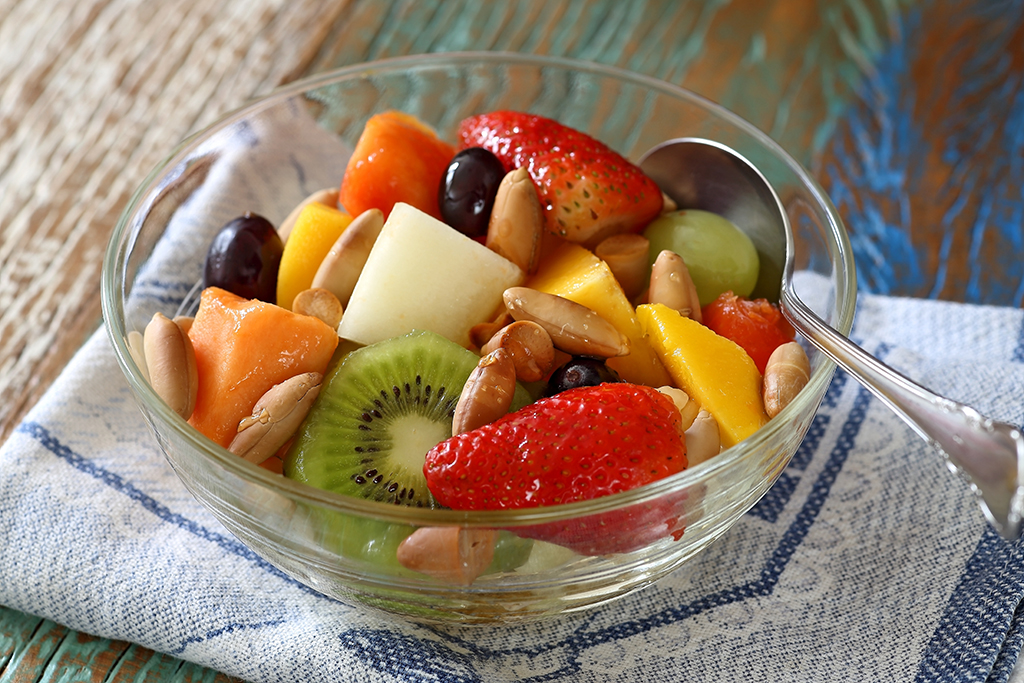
left=2, top=0, right=1022, bottom=680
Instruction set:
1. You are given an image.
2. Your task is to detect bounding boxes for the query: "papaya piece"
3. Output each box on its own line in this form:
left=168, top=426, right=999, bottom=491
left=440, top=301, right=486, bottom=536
left=188, top=287, right=339, bottom=448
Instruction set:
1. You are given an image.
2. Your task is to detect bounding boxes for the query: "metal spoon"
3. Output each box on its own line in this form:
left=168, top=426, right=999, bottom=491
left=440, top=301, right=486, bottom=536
left=639, top=137, right=1024, bottom=540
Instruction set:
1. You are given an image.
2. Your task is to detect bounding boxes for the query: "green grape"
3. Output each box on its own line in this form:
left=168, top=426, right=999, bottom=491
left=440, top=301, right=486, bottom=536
left=643, top=209, right=760, bottom=306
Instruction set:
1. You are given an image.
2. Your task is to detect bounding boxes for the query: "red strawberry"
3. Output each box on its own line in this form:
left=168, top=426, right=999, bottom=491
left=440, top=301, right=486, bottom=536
left=457, top=111, right=663, bottom=247
left=423, top=383, right=689, bottom=555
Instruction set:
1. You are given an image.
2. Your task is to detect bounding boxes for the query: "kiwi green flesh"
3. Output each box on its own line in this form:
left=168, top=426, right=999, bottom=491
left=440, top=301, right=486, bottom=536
left=285, top=329, right=532, bottom=509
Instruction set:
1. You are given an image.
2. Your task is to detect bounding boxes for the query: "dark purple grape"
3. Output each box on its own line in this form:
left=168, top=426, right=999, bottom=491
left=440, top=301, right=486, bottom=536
left=545, top=357, right=621, bottom=397
left=438, top=148, right=506, bottom=237
left=203, top=212, right=283, bottom=303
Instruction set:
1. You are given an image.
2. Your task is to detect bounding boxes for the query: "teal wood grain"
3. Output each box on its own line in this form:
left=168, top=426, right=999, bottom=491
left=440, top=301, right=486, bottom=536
left=0, top=615, right=70, bottom=682
left=33, top=629, right=128, bottom=682
left=316, top=0, right=1024, bottom=305
left=0, top=608, right=47, bottom=676
left=0, top=609, right=242, bottom=682
left=310, top=0, right=908, bottom=165
left=819, top=0, right=1024, bottom=303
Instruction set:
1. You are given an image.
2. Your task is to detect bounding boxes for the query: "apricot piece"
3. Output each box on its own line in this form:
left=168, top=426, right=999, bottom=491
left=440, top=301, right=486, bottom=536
left=339, top=111, right=455, bottom=221
left=276, top=202, right=352, bottom=311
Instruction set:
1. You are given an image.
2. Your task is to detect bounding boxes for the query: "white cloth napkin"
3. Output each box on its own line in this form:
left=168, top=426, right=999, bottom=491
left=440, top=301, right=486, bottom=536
left=3, top=104, right=1024, bottom=683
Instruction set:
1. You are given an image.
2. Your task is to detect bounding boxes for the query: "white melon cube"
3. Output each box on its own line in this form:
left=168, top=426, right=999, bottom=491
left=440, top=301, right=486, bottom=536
left=338, top=202, right=524, bottom=347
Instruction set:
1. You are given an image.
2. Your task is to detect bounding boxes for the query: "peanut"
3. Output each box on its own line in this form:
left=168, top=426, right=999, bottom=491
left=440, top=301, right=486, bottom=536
left=661, top=191, right=678, bottom=214
left=763, top=341, right=811, bottom=418
left=503, top=286, right=629, bottom=358
left=685, top=409, right=721, bottom=466
left=292, top=288, right=344, bottom=330
left=481, top=321, right=555, bottom=383
left=469, top=310, right=514, bottom=350
left=127, top=330, right=149, bottom=383
left=649, top=250, right=702, bottom=323
left=229, top=372, right=323, bottom=464
left=594, top=233, right=650, bottom=301
left=487, top=167, right=543, bottom=274
left=143, top=312, right=198, bottom=419
left=656, top=386, right=700, bottom=431
left=173, top=315, right=194, bottom=336
left=396, top=527, right=498, bottom=585
left=311, top=207, right=385, bottom=306
left=452, top=348, right=518, bottom=435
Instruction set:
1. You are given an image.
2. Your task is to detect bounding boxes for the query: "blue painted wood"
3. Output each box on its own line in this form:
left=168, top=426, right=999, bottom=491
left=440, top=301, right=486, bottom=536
left=817, top=0, right=1024, bottom=304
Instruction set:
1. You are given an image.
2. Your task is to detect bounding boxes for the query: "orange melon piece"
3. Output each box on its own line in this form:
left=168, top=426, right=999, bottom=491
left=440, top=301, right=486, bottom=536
left=188, top=287, right=339, bottom=448
left=526, top=242, right=671, bottom=387
left=339, top=111, right=455, bottom=221
left=276, top=202, right=352, bottom=311
left=637, top=303, right=768, bottom=448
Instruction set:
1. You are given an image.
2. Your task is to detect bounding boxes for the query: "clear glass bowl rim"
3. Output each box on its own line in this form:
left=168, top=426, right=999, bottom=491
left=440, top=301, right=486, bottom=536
left=101, top=50, right=856, bottom=529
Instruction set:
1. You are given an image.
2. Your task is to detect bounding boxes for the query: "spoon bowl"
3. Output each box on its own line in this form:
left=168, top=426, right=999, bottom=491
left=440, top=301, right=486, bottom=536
left=640, top=137, right=1024, bottom=540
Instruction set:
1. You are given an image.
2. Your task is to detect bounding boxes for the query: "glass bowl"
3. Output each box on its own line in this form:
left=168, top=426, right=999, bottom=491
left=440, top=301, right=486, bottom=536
left=102, top=52, right=856, bottom=624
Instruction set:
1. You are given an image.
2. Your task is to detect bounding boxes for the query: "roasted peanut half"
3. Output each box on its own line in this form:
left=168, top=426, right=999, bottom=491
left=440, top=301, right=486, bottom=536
left=469, top=310, right=514, bottom=350
left=656, top=386, right=700, bottom=430
left=661, top=191, right=678, bottom=214
left=594, top=233, right=650, bottom=301
left=763, top=342, right=811, bottom=418
left=292, top=288, right=344, bottom=330
left=143, top=312, right=198, bottom=419
left=481, top=320, right=555, bottom=383
left=127, top=330, right=149, bottom=383
left=452, top=348, right=517, bottom=435
left=173, top=315, right=194, bottom=336
left=649, top=250, right=702, bottom=323
left=396, top=527, right=498, bottom=585
left=278, top=188, right=340, bottom=244
left=685, top=409, right=721, bottom=466
left=487, top=167, right=543, bottom=274
left=311, top=207, right=385, bottom=306
left=229, top=372, right=323, bottom=464
left=503, top=287, right=629, bottom=358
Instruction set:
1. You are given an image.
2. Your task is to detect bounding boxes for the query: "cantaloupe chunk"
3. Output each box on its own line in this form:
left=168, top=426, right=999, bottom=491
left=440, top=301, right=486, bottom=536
left=526, top=242, right=671, bottom=387
left=637, top=303, right=768, bottom=448
left=277, top=202, right=353, bottom=311
left=188, top=287, right=339, bottom=448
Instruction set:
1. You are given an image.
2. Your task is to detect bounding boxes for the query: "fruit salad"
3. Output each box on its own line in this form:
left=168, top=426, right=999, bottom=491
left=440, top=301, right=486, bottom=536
left=137, top=110, right=811, bottom=584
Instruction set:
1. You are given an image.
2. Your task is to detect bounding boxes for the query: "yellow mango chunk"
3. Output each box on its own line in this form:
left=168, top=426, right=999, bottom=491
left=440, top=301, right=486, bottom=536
left=526, top=242, right=671, bottom=387
left=277, top=202, right=352, bottom=310
left=637, top=303, right=768, bottom=448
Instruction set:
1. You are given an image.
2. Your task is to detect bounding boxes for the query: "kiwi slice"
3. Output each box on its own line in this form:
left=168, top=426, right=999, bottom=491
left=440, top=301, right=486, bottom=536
left=285, top=329, right=532, bottom=507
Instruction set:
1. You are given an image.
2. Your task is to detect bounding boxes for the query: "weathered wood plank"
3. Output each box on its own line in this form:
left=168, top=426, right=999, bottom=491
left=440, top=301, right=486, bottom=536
left=0, top=610, right=49, bottom=676
left=33, top=631, right=129, bottom=683
left=818, top=0, right=1024, bottom=304
left=0, top=0, right=354, bottom=446
left=0, top=618, right=69, bottom=682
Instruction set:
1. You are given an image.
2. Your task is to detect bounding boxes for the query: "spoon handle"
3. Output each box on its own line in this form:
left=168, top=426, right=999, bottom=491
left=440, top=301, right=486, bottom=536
left=782, top=288, right=1024, bottom=539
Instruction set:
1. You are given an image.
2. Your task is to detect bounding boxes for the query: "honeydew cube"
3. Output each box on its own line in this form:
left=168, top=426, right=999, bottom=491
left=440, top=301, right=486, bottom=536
left=338, top=202, right=523, bottom=347
left=637, top=303, right=768, bottom=448
left=526, top=242, right=672, bottom=387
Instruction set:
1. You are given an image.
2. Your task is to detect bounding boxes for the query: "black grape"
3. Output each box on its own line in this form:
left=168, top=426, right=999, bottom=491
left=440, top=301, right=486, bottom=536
left=203, top=213, right=283, bottom=303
